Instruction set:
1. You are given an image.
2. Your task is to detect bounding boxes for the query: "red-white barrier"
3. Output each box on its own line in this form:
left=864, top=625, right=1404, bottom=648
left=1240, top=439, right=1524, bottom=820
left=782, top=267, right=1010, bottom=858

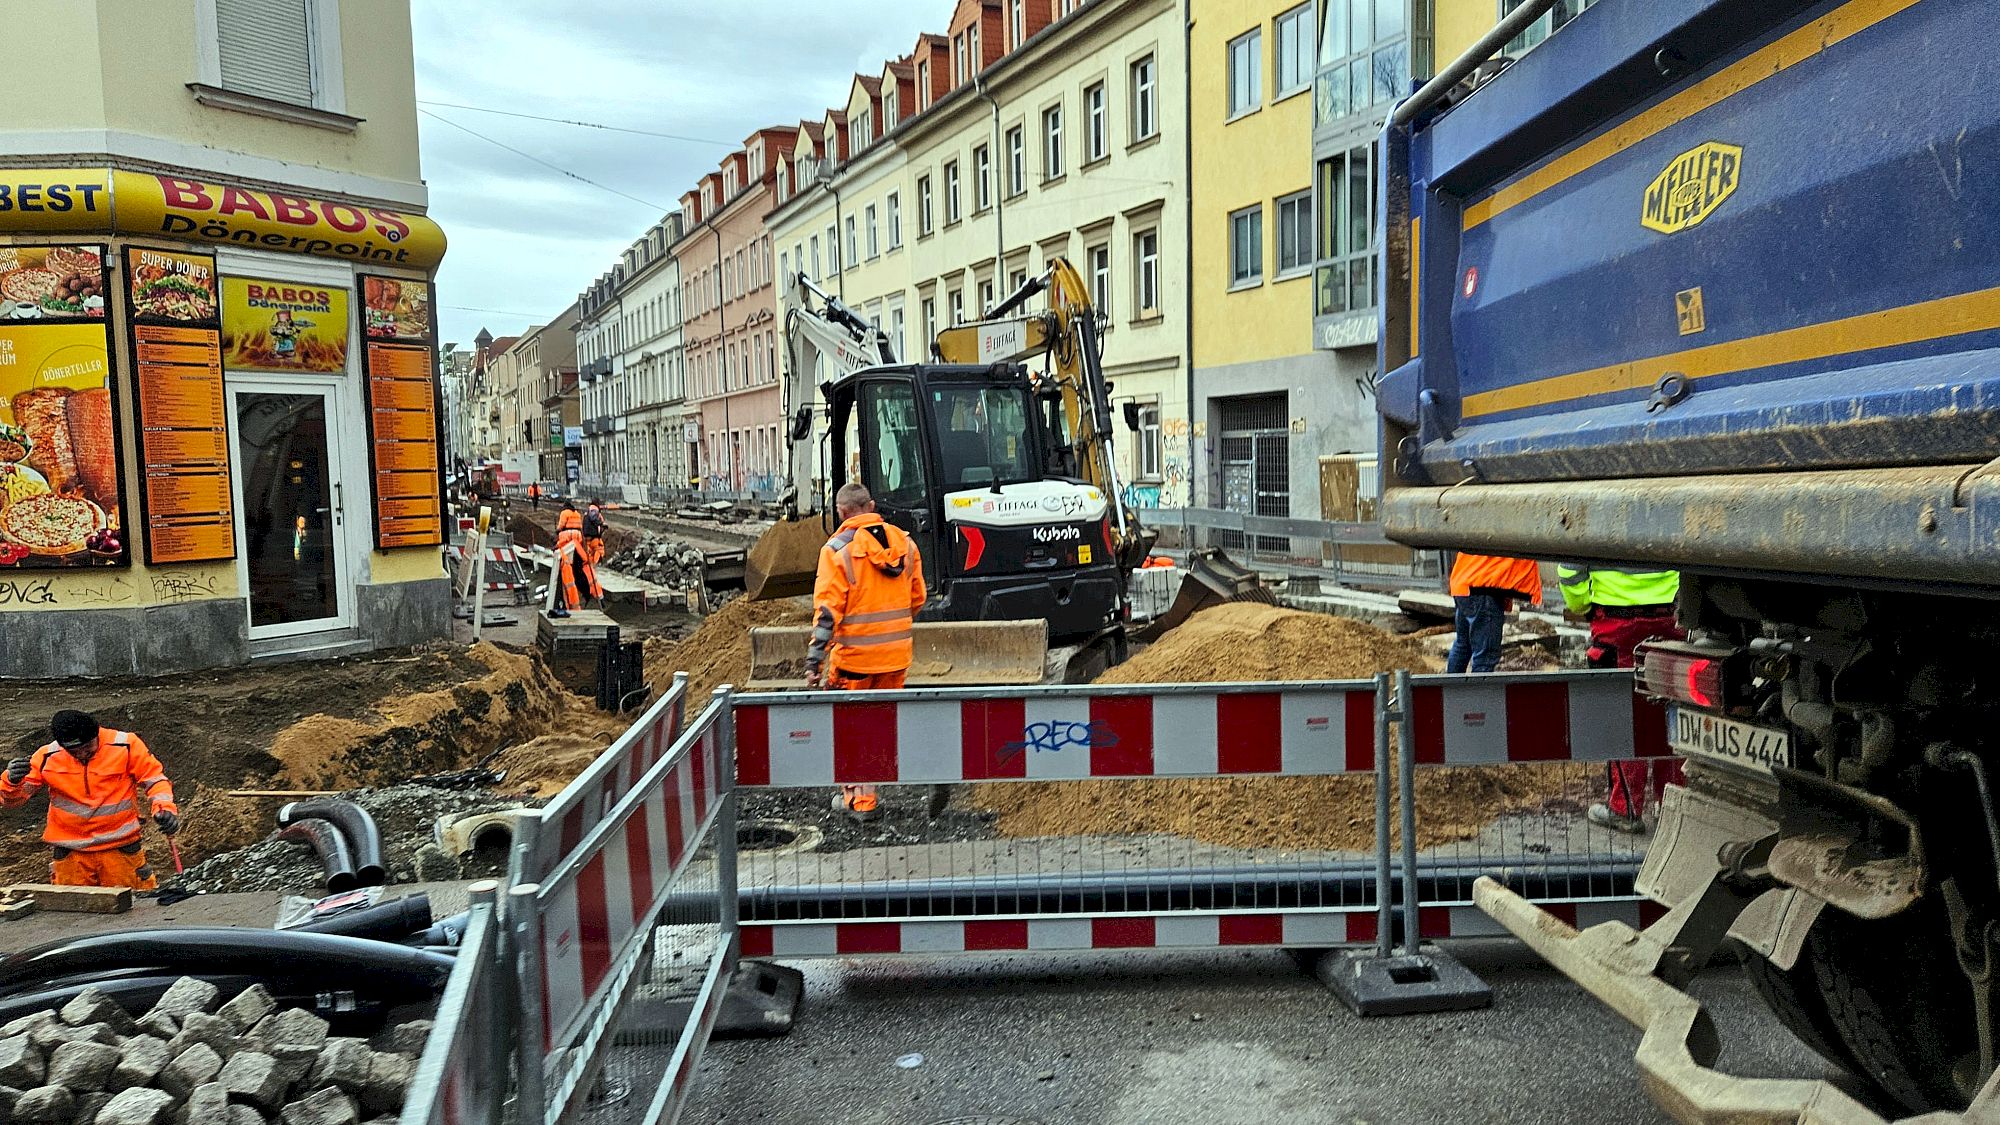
left=1405, top=672, right=1670, bottom=766
left=735, top=684, right=1379, bottom=786
left=533, top=708, right=726, bottom=1054
left=737, top=899, right=1663, bottom=958
left=515, top=676, right=687, bottom=886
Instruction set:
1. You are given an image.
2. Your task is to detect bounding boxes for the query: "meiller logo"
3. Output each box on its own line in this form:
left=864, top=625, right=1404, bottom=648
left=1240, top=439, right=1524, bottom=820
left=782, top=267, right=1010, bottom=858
left=1031, top=525, right=1081, bottom=543
left=1642, top=142, right=1742, bottom=234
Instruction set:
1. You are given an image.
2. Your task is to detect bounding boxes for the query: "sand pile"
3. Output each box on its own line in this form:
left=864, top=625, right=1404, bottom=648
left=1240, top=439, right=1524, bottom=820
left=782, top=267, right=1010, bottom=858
left=973, top=602, right=1575, bottom=851
left=643, top=595, right=812, bottom=701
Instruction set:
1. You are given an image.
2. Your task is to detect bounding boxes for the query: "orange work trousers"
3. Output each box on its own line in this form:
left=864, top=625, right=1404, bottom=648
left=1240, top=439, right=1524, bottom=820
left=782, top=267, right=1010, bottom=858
left=830, top=664, right=906, bottom=812
left=53, top=841, right=157, bottom=890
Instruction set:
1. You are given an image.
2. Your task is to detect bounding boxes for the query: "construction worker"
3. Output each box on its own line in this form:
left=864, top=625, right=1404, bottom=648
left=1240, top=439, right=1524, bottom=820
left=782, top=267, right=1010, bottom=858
left=552, top=502, right=600, bottom=618
left=1562, top=564, right=1688, bottom=833
left=1446, top=550, right=1542, bottom=673
left=1, top=710, right=179, bottom=890
left=808, top=482, right=926, bottom=820
left=582, top=499, right=607, bottom=571
left=528, top=481, right=541, bottom=510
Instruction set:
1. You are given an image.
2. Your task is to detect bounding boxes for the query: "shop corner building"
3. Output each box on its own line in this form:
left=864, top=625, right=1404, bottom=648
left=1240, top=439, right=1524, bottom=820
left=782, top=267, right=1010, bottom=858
left=0, top=1, right=450, bottom=677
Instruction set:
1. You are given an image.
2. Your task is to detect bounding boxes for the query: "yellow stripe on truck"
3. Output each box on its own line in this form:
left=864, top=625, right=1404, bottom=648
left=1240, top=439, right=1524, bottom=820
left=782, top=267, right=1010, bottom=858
left=1460, top=0, right=1922, bottom=231
left=1462, top=284, right=2000, bottom=418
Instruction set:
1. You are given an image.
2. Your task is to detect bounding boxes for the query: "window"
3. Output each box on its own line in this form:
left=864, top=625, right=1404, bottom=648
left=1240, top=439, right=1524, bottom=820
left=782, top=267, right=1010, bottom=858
left=1137, top=403, right=1163, bottom=479
left=887, top=192, right=902, bottom=248
left=1058, top=0, right=1079, bottom=14
left=1230, top=204, right=1264, bottom=287
left=846, top=216, right=859, bottom=268
left=921, top=297, right=937, bottom=349
left=828, top=222, right=841, bottom=271
left=1276, top=4, right=1314, bottom=95
left=1316, top=0, right=1414, bottom=124
left=974, top=144, right=993, bottom=211
left=969, top=22, right=981, bottom=68
left=1042, top=105, right=1065, bottom=180
left=779, top=251, right=789, bottom=288
left=954, top=33, right=969, bottom=83
left=861, top=380, right=925, bottom=504
left=890, top=306, right=906, bottom=360
left=1009, top=269, right=1027, bottom=292
left=1276, top=190, right=1313, bottom=275
left=1087, top=243, right=1112, bottom=316
left=1503, top=0, right=1598, bottom=54
left=865, top=205, right=880, bottom=258
left=1134, top=228, right=1161, bottom=316
left=776, top=163, right=790, bottom=201
left=978, top=279, right=996, bottom=317
left=1009, top=0, right=1026, bottom=45
left=930, top=385, right=1039, bottom=487
left=1084, top=82, right=1108, bottom=162
left=792, top=241, right=803, bottom=281
left=949, top=290, right=965, bottom=325
left=809, top=235, right=821, bottom=280
left=1131, top=55, right=1158, bottom=140
left=851, top=110, right=872, bottom=152
left=1228, top=29, right=1263, bottom=117
left=211, top=0, right=331, bottom=109
left=1006, top=126, right=1026, bottom=196
left=884, top=87, right=899, bottom=131
left=944, top=161, right=962, bottom=223
left=917, top=175, right=935, bottom=235
left=1315, top=142, right=1376, bottom=314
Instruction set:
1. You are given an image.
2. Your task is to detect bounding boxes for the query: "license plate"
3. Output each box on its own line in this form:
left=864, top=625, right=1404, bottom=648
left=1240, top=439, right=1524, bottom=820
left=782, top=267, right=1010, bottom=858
left=1668, top=707, right=1792, bottom=776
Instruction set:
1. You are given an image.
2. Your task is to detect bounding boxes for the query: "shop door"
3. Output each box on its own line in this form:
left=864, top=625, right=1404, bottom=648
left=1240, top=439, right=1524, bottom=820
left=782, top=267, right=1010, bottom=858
left=1216, top=394, right=1291, bottom=556
left=228, top=382, right=352, bottom=637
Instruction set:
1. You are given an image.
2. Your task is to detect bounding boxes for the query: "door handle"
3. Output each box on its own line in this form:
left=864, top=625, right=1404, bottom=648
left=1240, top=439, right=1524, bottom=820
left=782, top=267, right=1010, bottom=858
left=332, top=482, right=344, bottom=524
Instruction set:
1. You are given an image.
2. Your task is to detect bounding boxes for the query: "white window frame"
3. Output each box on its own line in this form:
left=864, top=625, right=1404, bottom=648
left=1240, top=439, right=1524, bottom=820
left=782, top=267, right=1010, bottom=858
left=193, top=0, right=350, bottom=124
left=1227, top=28, right=1263, bottom=119
left=1134, top=228, right=1161, bottom=318
left=1005, top=126, right=1026, bottom=197
left=1276, top=189, right=1313, bottom=277
left=1010, top=0, right=1027, bottom=46
left=1229, top=203, right=1264, bottom=288
left=1275, top=3, right=1315, bottom=97
left=1084, top=81, right=1108, bottom=163
left=865, top=204, right=880, bottom=259
left=886, top=191, right=903, bottom=249
left=845, top=216, right=859, bottom=270
left=1131, top=54, right=1158, bottom=141
left=1087, top=242, right=1112, bottom=318
left=921, top=296, right=937, bottom=347
left=944, top=160, right=963, bottom=224
left=1137, top=402, right=1163, bottom=479
left=917, top=175, right=935, bottom=236
left=974, top=144, right=993, bottom=211
left=1042, top=104, right=1065, bottom=181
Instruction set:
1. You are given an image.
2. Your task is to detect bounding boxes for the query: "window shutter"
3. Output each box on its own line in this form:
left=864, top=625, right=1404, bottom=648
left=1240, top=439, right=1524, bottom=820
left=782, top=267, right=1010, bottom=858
left=216, top=0, right=315, bottom=105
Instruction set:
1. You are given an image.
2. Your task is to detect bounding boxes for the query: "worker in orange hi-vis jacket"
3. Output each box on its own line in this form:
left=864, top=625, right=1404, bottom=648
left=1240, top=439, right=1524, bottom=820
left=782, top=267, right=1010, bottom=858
left=1446, top=551, right=1543, bottom=673
left=808, top=482, right=926, bottom=821
left=1, top=710, right=179, bottom=890
left=552, top=502, right=600, bottom=618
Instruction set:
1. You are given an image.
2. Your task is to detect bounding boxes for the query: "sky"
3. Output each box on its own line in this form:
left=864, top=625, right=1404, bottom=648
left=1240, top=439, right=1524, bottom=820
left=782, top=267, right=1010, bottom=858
left=411, top=0, right=941, bottom=352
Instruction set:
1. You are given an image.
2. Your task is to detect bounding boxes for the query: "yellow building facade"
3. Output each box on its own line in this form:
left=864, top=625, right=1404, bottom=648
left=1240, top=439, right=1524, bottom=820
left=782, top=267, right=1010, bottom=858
left=0, top=1, right=448, bottom=676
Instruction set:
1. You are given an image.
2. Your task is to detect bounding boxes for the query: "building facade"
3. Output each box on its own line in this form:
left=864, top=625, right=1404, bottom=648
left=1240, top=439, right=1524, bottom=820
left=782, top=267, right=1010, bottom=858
left=493, top=311, right=576, bottom=494
left=0, top=0, right=450, bottom=675
left=612, top=217, right=687, bottom=503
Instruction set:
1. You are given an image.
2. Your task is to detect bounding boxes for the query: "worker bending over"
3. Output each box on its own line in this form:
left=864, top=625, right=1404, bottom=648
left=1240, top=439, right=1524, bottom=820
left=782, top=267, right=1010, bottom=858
left=552, top=501, right=601, bottom=618
left=808, top=482, right=926, bottom=820
left=1446, top=551, right=1542, bottom=673
left=1, top=710, right=179, bottom=889
left=1561, top=564, right=1687, bottom=834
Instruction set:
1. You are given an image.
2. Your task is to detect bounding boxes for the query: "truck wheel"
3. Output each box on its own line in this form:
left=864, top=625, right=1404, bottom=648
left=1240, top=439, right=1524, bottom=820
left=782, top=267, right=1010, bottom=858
left=1807, top=900, right=1976, bottom=1113
left=1738, top=944, right=1860, bottom=1074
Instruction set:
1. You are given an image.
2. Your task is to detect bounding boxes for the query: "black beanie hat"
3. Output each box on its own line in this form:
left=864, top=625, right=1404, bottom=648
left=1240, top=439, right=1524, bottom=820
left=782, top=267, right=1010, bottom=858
left=51, top=710, right=99, bottom=747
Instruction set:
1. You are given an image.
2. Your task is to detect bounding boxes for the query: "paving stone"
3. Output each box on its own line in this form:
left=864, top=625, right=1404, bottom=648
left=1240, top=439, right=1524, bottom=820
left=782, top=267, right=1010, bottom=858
left=305, top=1040, right=371, bottom=1095
left=72, top=1091, right=111, bottom=1125
left=136, top=1010, right=181, bottom=1042
left=218, top=1051, right=292, bottom=1111
left=358, top=1053, right=413, bottom=1117
left=15, top=1084, right=75, bottom=1123
left=30, top=1020, right=114, bottom=1053
left=0, top=1085, right=16, bottom=1122
left=384, top=1021, right=431, bottom=1056
left=178, top=1082, right=228, bottom=1125
left=278, top=1086, right=358, bottom=1125
left=252, top=1010, right=329, bottom=1062
left=218, top=986, right=277, bottom=1035
left=0, top=1034, right=44, bottom=1087
left=226, top=1108, right=269, bottom=1125
left=92, top=1088, right=176, bottom=1125
left=113, top=1036, right=170, bottom=1090
left=158, top=1043, right=223, bottom=1100
left=57, top=989, right=137, bottom=1037
left=167, top=1013, right=238, bottom=1062
left=0, top=1011, right=57, bottom=1040
left=46, top=1040, right=119, bottom=1092
left=147, top=979, right=220, bottom=1025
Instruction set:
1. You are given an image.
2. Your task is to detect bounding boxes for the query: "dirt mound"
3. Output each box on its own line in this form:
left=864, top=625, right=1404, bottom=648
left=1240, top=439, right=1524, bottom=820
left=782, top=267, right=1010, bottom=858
left=972, top=602, right=1572, bottom=852
left=643, top=595, right=812, bottom=702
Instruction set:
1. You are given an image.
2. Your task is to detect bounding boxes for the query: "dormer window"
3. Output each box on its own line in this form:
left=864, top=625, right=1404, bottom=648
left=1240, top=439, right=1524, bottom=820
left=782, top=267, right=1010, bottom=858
left=777, top=162, right=790, bottom=201
left=850, top=110, right=872, bottom=152
left=884, top=88, right=899, bottom=131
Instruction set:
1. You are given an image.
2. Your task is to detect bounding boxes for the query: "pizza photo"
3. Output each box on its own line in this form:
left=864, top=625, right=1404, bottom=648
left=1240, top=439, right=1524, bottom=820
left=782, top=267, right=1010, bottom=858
left=0, top=245, right=106, bottom=319
left=1, top=493, right=105, bottom=555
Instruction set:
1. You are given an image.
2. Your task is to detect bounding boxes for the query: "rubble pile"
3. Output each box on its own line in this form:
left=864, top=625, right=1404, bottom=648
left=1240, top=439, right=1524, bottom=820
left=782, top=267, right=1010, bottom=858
left=0, top=980, right=426, bottom=1125
left=605, top=534, right=712, bottom=589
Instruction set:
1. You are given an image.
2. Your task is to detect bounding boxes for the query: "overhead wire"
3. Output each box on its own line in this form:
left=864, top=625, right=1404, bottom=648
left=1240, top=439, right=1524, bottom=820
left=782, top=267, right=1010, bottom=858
left=419, top=107, right=674, bottom=213
left=416, top=100, right=738, bottom=147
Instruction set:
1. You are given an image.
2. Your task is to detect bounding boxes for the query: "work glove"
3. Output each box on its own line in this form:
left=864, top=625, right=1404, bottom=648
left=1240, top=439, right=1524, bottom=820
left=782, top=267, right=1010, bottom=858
left=154, top=810, right=181, bottom=836
left=3, top=758, right=27, bottom=784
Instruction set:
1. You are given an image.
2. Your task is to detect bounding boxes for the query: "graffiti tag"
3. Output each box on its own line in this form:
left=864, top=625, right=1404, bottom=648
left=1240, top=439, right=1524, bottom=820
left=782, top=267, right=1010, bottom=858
left=151, top=573, right=219, bottom=603
left=1000, top=719, right=1120, bottom=761
left=0, top=579, right=55, bottom=606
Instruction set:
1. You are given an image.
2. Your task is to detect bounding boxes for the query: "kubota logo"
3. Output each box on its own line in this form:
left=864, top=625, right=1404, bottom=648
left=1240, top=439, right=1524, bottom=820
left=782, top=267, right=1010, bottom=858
left=1642, top=142, right=1742, bottom=234
left=1031, top=525, right=1081, bottom=543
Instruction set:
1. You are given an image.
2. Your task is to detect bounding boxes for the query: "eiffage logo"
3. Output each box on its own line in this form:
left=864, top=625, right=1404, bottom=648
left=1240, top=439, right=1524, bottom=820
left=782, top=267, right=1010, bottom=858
left=1642, top=142, right=1742, bottom=234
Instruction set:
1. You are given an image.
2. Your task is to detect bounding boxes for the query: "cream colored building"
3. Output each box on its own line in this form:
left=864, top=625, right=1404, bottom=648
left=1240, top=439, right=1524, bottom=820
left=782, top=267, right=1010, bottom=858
left=767, top=0, right=1188, bottom=504
left=0, top=0, right=449, bottom=675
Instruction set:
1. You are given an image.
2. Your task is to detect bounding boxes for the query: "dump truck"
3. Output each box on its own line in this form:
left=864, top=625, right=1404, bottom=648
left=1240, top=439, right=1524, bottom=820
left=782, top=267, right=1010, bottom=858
left=1380, top=0, right=2000, bottom=1117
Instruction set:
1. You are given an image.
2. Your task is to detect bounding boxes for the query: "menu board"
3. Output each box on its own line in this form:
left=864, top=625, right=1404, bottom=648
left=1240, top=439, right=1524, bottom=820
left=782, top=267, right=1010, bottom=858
left=0, top=245, right=127, bottom=568
left=126, top=247, right=233, bottom=564
left=364, top=336, right=443, bottom=548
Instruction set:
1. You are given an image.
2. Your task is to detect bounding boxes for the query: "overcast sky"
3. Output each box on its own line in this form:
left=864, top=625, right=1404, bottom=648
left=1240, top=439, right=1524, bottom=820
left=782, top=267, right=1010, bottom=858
left=411, top=0, right=940, bottom=351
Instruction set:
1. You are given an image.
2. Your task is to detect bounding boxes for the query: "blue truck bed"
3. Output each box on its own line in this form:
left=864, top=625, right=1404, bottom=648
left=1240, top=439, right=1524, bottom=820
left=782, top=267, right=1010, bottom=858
left=1378, top=0, right=2000, bottom=591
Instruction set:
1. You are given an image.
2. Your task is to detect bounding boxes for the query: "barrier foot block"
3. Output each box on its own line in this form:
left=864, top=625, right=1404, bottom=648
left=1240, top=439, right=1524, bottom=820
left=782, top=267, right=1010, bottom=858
left=1314, top=946, right=1494, bottom=1017
left=616, top=961, right=804, bottom=1044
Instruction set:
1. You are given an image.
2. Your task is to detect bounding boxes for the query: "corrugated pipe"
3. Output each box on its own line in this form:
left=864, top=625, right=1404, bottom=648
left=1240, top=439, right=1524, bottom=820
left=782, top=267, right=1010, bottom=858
left=0, top=929, right=455, bottom=996
left=279, top=798, right=387, bottom=885
left=277, top=818, right=358, bottom=894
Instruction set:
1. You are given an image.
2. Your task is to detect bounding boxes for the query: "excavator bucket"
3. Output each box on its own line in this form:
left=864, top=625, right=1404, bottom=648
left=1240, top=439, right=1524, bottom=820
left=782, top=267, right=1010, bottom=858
left=747, top=620, right=1049, bottom=689
left=744, top=514, right=834, bottom=601
left=1131, top=548, right=1276, bottom=642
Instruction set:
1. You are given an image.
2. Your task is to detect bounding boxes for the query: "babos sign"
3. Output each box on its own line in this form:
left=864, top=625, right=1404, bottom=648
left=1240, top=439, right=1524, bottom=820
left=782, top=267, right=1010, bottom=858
left=0, top=170, right=447, bottom=269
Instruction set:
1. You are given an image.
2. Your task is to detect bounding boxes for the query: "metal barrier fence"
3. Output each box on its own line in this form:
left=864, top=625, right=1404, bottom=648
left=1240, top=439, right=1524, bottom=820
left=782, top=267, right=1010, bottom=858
left=512, top=688, right=738, bottom=1125
left=398, top=882, right=509, bottom=1125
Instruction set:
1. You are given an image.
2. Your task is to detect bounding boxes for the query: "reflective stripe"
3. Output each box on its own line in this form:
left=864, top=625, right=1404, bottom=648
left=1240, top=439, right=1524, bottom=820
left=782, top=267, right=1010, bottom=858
left=834, top=629, right=913, bottom=647
left=48, top=795, right=135, bottom=820
left=842, top=609, right=913, bottom=626
left=140, top=777, right=167, bottom=791
left=838, top=547, right=856, bottom=584
left=63, top=823, right=141, bottom=850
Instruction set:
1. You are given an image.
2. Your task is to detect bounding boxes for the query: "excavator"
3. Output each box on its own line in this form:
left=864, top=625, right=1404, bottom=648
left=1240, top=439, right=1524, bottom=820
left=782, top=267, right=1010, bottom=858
left=742, top=261, right=1264, bottom=688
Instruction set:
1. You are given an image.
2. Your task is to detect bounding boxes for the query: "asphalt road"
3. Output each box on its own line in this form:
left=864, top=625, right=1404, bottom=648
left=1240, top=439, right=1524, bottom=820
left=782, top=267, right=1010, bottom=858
left=685, top=940, right=1876, bottom=1125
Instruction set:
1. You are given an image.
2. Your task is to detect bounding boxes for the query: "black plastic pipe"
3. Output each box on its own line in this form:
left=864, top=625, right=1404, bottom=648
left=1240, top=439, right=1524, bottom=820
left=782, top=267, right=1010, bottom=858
left=280, top=799, right=387, bottom=885
left=0, top=929, right=454, bottom=996
left=278, top=818, right=358, bottom=893
left=0, top=971, right=413, bottom=1036
left=294, top=893, right=431, bottom=941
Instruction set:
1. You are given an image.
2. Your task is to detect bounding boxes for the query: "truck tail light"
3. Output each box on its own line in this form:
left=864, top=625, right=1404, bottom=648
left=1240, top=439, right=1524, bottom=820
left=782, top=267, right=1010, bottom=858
left=960, top=526, right=986, bottom=571
left=1635, top=641, right=1729, bottom=708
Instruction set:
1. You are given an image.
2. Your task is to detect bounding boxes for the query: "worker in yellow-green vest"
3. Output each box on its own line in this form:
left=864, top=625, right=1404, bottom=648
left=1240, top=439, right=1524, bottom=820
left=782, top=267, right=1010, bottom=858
left=1559, top=565, right=1685, bottom=834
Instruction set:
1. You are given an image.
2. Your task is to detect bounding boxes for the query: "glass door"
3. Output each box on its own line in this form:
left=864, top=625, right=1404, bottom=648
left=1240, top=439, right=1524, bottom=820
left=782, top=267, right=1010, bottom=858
left=228, top=382, right=351, bottom=638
